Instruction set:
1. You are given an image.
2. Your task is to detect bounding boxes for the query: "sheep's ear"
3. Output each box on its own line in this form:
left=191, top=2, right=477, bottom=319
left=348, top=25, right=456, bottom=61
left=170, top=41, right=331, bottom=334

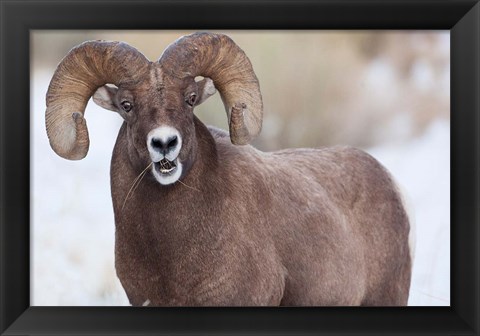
left=93, top=85, right=118, bottom=112
left=196, top=78, right=216, bottom=105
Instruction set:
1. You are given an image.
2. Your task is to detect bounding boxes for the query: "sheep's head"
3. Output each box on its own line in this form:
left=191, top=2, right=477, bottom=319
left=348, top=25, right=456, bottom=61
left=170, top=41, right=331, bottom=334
left=45, top=33, right=263, bottom=185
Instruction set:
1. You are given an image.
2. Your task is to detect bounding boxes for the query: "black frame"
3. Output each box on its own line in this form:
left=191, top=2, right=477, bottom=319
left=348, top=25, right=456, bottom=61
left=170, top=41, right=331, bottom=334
left=1, top=0, right=478, bottom=335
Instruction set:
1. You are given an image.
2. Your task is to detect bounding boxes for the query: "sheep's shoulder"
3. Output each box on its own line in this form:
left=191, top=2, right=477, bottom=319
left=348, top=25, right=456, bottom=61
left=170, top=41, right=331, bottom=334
left=207, top=125, right=230, bottom=141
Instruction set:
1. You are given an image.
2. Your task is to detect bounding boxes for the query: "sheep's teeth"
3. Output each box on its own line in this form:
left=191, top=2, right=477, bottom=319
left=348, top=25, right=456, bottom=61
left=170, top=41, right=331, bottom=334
left=160, top=168, right=174, bottom=173
left=156, top=158, right=177, bottom=174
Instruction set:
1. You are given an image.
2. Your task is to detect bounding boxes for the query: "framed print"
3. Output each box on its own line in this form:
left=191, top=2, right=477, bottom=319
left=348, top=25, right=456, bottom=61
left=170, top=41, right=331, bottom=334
left=1, top=0, right=479, bottom=335
left=30, top=29, right=451, bottom=308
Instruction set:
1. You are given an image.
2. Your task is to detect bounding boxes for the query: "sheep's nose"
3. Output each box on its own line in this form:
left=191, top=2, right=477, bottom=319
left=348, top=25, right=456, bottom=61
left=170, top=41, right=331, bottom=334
left=151, top=135, right=178, bottom=154
left=147, top=126, right=182, bottom=161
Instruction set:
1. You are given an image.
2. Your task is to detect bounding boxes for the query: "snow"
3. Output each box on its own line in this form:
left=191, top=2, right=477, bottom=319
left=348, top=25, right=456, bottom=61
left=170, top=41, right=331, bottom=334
left=31, top=71, right=449, bottom=306
left=31, top=70, right=129, bottom=305
left=368, top=120, right=450, bottom=306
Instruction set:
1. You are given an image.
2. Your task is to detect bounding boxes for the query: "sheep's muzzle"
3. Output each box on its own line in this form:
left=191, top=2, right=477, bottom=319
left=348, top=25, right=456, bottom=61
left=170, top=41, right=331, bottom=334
left=154, top=158, right=178, bottom=175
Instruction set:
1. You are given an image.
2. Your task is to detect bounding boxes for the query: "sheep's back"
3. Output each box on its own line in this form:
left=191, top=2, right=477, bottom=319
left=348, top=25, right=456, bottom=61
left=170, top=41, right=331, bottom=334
left=212, top=134, right=410, bottom=304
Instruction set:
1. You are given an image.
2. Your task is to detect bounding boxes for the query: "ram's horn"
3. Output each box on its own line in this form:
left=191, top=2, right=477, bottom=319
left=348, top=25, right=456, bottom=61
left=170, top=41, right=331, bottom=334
left=159, top=32, right=263, bottom=145
left=45, top=40, right=149, bottom=160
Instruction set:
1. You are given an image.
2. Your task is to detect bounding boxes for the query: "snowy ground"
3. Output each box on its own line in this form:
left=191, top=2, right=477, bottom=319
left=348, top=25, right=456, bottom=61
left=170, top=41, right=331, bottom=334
left=369, top=120, right=450, bottom=306
left=31, top=71, right=449, bottom=306
left=31, top=71, right=129, bottom=305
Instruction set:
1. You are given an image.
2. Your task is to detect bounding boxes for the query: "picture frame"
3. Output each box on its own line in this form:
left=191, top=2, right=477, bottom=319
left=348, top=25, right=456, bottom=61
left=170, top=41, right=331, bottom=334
left=1, top=0, right=478, bottom=335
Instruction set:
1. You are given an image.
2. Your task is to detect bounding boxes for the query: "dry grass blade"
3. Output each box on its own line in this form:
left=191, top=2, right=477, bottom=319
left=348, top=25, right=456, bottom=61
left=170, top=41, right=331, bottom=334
left=159, top=160, right=200, bottom=192
left=122, top=162, right=153, bottom=211
left=177, top=179, right=201, bottom=192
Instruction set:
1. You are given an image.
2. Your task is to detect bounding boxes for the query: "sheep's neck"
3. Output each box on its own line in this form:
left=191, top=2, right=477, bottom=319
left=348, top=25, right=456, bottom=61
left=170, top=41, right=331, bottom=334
left=112, top=119, right=228, bottom=302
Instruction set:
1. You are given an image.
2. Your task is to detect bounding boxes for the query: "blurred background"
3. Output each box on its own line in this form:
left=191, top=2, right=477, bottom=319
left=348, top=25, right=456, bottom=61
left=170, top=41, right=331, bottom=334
left=31, top=30, right=450, bottom=306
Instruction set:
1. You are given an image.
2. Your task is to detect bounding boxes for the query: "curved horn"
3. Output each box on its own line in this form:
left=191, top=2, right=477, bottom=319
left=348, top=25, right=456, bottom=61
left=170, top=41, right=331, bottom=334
left=159, top=32, right=263, bottom=145
left=45, top=40, right=149, bottom=160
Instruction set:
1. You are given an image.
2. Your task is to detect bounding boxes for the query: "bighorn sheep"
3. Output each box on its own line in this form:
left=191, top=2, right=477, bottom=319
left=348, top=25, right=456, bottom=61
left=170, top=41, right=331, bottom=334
left=45, top=32, right=412, bottom=306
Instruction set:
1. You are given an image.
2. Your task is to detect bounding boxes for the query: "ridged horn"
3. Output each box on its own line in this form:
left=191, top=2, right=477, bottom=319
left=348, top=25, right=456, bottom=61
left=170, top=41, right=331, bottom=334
left=159, top=32, right=263, bottom=145
left=45, top=40, right=149, bottom=160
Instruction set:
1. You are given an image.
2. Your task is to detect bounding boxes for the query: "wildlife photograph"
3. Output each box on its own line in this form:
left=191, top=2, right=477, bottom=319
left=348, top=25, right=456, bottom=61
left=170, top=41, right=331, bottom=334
left=31, top=30, right=450, bottom=306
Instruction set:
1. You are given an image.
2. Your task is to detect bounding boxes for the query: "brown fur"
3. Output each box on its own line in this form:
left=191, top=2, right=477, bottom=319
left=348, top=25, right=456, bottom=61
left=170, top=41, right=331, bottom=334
left=111, top=118, right=411, bottom=306
left=46, top=33, right=412, bottom=306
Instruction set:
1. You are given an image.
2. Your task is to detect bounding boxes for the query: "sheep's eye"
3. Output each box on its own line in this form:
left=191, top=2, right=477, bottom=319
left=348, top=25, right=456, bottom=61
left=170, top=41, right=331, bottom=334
left=186, top=93, right=197, bottom=107
left=121, top=101, right=133, bottom=112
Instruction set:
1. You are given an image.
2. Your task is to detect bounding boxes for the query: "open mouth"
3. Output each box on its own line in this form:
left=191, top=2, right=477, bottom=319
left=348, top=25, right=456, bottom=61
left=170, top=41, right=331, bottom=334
left=154, top=158, right=178, bottom=175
